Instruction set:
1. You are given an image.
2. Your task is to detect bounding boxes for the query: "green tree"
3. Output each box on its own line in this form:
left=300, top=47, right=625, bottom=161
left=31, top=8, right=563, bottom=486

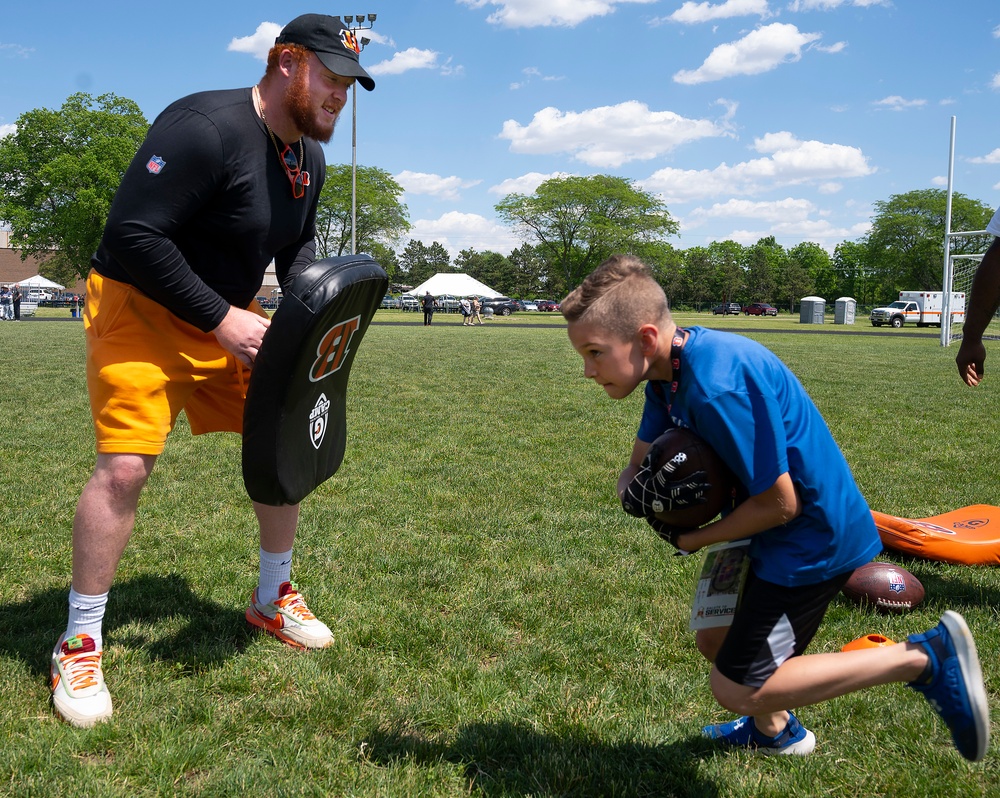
left=683, top=246, right=714, bottom=311
left=789, top=242, right=835, bottom=299
left=708, top=240, right=745, bottom=304
left=495, top=174, right=678, bottom=291
left=398, top=240, right=450, bottom=286
left=634, top=241, right=684, bottom=307
left=508, top=243, right=551, bottom=298
left=313, top=164, right=409, bottom=258
left=774, top=253, right=813, bottom=312
left=0, top=92, right=148, bottom=283
left=455, top=248, right=517, bottom=295
left=742, top=236, right=783, bottom=304
left=832, top=240, right=873, bottom=305
left=864, top=189, right=994, bottom=297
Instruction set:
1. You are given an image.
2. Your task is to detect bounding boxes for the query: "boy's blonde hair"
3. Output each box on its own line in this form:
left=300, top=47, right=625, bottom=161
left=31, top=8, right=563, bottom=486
left=561, top=255, right=671, bottom=341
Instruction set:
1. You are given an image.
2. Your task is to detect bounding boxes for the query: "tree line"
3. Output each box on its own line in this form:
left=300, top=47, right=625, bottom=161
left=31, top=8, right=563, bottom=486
left=1, top=93, right=995, bottom=307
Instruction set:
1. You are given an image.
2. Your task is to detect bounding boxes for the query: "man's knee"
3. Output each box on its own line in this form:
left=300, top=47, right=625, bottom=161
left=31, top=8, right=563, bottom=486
left=92, top=454, right=156, bottom=500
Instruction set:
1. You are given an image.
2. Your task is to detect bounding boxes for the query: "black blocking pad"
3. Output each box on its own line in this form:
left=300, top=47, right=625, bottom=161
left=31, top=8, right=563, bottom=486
left=243, top=255, right=388, bottom=505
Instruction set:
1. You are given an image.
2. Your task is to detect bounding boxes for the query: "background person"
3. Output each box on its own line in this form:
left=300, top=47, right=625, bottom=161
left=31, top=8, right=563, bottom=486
left=12, top=283, right=21, bottom=321
left=48, top=13, right=375, bottom=728
left=956, top=205, right=1000, bottom=387
left=422, top=291, right=437, bottom=326
left=562, top=255, right=989, bottom=761
left=470, top=296, right=484, bottom=325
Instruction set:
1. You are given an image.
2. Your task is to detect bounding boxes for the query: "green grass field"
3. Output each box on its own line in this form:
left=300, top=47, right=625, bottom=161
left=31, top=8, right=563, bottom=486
left=1, top=312, right=998, bottom=797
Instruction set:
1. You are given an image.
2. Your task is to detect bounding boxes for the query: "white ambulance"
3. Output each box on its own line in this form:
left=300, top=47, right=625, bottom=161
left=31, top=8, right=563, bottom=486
left=869, top=291, right=966, bottom=328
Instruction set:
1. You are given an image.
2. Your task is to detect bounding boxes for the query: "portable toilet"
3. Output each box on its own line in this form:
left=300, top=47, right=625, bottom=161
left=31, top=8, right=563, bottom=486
left=834, top=297, right=857, bottom=325
left=799, top=296, right=826, bottom=324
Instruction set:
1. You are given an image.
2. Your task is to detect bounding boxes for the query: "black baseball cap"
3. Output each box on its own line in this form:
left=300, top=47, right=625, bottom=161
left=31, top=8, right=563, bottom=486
left=275, top=14, right=375, bottom=91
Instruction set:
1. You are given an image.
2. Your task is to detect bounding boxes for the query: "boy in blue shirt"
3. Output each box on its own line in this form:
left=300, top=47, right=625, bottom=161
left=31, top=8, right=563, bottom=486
left=562, top=254, right=989, bottom=760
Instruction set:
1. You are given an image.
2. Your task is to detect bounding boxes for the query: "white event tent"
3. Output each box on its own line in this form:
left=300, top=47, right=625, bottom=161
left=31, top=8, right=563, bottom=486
left=19, top=274, right=66, bottom=290
left=404, top=273, right=501, bottom=299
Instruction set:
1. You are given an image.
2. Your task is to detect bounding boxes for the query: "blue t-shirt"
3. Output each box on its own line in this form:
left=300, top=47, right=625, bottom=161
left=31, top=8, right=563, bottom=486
left=637, top=327, right=880, bottom=587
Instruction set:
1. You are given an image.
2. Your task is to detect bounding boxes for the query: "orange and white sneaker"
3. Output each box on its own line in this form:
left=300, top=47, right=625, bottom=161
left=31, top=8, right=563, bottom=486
left=50, top=633, right=112, bottom=727
left=245, top=581, right=333, bottom=649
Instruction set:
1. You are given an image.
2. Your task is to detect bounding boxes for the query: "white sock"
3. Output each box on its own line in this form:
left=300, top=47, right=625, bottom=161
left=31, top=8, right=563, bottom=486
left=257, top=547, right=293, bottom=606
left=67, top=588, right=108, bottom=650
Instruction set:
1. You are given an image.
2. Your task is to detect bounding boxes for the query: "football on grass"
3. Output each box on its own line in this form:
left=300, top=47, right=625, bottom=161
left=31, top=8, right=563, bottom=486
left=649, top=427, right=735, bottom=529
left=841, top=562, right=925, bottom=614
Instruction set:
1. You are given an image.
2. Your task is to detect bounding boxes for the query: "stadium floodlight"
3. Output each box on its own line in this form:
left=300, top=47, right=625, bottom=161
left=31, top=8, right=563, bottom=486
left=343, top=13, right=377, bottom=255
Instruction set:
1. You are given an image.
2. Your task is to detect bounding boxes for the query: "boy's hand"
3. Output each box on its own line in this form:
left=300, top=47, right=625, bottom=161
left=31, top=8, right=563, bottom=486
left=646, top=517, right=692, bottom=555
left=620, top=464, right=710, bottom=517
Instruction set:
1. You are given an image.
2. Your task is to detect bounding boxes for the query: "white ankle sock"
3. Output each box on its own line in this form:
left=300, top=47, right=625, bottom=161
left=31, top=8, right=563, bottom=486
left=257, top=547, right=293, bottom=606
left=67, top=588, right=108, bottom=650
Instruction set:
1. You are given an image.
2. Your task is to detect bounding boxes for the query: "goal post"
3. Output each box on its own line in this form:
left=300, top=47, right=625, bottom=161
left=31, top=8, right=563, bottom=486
left=941, top=116, right=998, bottom=346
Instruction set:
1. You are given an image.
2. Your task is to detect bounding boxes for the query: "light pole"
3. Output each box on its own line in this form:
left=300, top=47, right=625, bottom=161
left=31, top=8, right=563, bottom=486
left=343, top=13, right=376, bottom=255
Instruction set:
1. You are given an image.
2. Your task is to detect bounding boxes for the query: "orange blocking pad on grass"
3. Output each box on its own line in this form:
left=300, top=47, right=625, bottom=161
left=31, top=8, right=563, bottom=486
left=873, top=505, right=1000, bottom=566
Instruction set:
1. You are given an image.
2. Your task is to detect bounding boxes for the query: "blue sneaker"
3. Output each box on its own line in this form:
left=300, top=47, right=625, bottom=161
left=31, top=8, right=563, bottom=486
left=907, top=610, right=990, bottom=761
left=702, top=712, right=816, bottom=755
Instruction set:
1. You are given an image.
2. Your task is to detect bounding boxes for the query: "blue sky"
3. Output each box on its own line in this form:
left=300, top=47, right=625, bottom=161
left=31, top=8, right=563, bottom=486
left=2, top=0, right=999, bottom=259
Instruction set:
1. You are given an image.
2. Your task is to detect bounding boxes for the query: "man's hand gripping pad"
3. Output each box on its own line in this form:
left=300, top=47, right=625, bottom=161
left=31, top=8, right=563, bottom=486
left=243, top=255, right=388, bottom=505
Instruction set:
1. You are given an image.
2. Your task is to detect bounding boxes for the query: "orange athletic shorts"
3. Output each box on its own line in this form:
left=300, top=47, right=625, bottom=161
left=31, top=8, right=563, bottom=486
left=83, top=270, right=265, bottom=456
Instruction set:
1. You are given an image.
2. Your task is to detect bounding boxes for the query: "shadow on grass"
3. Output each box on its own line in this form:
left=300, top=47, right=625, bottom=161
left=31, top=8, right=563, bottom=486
left=361, top=721, right=720, bottom=798
left=0, top=573, right=250, bottom=677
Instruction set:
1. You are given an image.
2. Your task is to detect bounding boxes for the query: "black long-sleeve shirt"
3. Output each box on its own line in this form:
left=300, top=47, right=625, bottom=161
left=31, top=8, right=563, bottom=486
left=93, top=87, right=324, bottom=332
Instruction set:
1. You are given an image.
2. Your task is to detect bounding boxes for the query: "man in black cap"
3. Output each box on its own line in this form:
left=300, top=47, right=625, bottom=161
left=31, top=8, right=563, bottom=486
left=49, top=15, right=374, bottom=728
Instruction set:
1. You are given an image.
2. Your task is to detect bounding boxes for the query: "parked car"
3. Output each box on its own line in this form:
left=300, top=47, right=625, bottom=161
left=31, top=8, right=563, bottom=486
left=744, top=302, right=778, bottom=316
left=436, top=294, right=461, bottom=311
left=521, top=300, right=538, bottom=312
left=400, top=295, right=420, bottom=311
left=481, top=296, right=518, bottom=316
left=27, top=288, right=54, bottom=302
left=536, top=299, right=560, bottom=312
left=380, top=294, right=398, bottom=309
left=712, top=302, right=742, bottom=315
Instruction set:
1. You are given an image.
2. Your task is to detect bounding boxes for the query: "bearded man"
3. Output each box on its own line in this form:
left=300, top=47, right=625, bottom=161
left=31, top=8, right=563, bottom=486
left=49, top=14, right=375, bottom=727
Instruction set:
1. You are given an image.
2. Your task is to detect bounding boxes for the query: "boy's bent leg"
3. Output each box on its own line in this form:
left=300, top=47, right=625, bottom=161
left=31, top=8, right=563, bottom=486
left=710, top=642, right=927, bottom=718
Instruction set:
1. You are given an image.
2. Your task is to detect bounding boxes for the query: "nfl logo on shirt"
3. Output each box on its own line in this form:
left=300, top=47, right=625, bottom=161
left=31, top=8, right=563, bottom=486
left=146, top=155, right=166, bottom=175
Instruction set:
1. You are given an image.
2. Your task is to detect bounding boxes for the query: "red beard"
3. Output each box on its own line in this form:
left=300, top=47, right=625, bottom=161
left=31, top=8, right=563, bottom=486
left=284, top=62, right=338, bottom=144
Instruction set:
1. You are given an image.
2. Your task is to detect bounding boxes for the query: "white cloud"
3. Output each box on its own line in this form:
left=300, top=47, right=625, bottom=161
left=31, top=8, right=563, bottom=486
left=667, top=0, right=770, bottom=24
left=673, top=23, right=822, bottom=84
left=815, top=41, right=847, bottom=53
left=641, top=131, right=874, bottom=202
left=511, top=66, right=564, bottom=89
left=968, top=148, right=1000, bottom=165
left=994, top=24, right=1000, bottom=38
left=684, top=197, right=817, bottom=228
left=817, top=182, right=842, bottom=194
left=406, top=211, right=521, bottom=257
left=788, top=0, right=888, bottom=10
left=991, top=73, right=1000, bottom=90
left=0, top=43, right=35, bottom=58
left=699, top=218, right=870, bottom=249
left=227, top=22, right=282, bottom=61
left=499, top=100, right=733, bottom=168
left=369, top=48, right=442, bottom=75
left=488, top=171, right=574, bottom=196
left=396, top=171, right=482, bottom=201
left=873, top=95, right=927, bottom=111
left=228, top=22, right=392, bottom=62
left=931, top=176, right=948, bottom=187
left=0, top=123, right=16, bottom=138
left=458, top=0, right=658, bottom=28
